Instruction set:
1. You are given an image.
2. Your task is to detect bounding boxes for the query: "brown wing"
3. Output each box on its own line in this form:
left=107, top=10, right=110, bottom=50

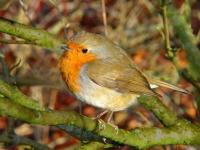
left=87, top=58, right=155, bottom=96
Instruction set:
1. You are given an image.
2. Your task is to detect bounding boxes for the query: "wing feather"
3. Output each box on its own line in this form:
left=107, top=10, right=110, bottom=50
left=87, top=58, right=155, bottom=96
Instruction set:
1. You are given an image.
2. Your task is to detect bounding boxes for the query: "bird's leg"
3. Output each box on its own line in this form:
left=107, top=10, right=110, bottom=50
left=92, top=110, right=108, bottom=131
left=106, top=111, right=113, bottom=123
left=93, top=110, right=109, bottom=120
left=92, top=110, right=118, bottom=133
left=97, top=119, right=106, bottom=131
left=79, top=101, right=83, bottom=115
left=106, top=111, right=118, bottom=133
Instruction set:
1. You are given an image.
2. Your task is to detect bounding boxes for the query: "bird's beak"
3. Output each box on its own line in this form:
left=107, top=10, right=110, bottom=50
left=60, top=44, right=69, bottom=52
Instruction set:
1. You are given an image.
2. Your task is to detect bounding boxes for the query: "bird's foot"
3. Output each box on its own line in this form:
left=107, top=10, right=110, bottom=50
left=97, top=119, right=119, bottom=133
left=92, top=111, right=107, bottom=131
left=97, top=119, right=106, bottom=130
left=92, top=110, right=119, bottom=133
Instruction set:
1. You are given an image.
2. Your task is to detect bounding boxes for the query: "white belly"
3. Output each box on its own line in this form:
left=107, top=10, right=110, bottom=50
left=74, top=66, right=139, bottom=111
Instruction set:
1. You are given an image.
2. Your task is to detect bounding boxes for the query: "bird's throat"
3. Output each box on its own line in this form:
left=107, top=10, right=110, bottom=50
left=59, top=50, right=96, bottom=92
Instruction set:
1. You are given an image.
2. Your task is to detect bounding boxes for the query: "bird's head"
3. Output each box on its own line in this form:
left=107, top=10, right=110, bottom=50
left=59, top=32, right=114, bottom=92
left=59, top=32, right=129, bottom=92
left=61, top=32, right=117, bottom=64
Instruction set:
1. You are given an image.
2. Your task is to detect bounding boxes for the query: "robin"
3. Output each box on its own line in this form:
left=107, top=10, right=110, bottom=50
left=59, top=32, right=189, bottom=123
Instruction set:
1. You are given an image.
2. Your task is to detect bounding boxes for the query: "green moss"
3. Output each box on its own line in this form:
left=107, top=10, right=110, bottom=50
left=0, top=17, right=65, bottom=54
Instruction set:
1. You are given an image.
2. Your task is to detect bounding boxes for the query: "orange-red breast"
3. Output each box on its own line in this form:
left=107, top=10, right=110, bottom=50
left=59, top=32, right=189, bottom=120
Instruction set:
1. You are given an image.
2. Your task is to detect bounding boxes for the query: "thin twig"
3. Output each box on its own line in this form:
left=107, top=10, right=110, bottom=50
left=18, top=0, right=34, bottom=26
left=101, top=0, right=108, bottom=36
left=161, top=1, right=174, bottom=59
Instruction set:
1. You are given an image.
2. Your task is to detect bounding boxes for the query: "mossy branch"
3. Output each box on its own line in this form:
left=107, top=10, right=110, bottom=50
left=0, top=79, right=200, bottom=149
left=166, top=3, right=200, bottom=80
left=0, top=97, right=200, bottom=149
left=0, top=17, right=65, bottom=54
left=159, top=0, right=200, bottom=99
left=139, top=95, right=177, bottom=126
left=0, top=132, right=52, bottom=150
left=75, top=141, right=112, bottom=150
left=0, top=79, right=44, bottom=111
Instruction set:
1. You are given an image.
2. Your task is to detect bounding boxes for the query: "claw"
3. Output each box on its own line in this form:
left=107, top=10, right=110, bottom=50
left=98, top=119, right=106, bottom=130
left=92, top=110, right=119, bottom=133
left=92, top=113, right=106, bottom=131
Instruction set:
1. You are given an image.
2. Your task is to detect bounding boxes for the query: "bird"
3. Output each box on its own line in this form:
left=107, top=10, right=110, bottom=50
left=59, top=32, right=189, bottom=124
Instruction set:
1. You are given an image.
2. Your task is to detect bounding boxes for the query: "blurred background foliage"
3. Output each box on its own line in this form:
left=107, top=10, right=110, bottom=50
left=0, top=0, right=199, bottom=149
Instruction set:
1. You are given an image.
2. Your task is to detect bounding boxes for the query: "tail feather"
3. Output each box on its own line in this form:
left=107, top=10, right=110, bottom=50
left=148, top=78, right=190, bottom=94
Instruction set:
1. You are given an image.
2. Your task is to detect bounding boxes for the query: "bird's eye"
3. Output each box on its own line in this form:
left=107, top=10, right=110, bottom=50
left=82, top=48, right=88, bottom=53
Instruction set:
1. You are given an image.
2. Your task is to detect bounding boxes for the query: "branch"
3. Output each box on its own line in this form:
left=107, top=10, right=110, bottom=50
left=0, top=132, right=52, bottom=150
left=75, top=141, right=112, bottom=150
left=0, top=17, right=65, bottom=54
left=166, top=4, right=200, bottom=80
left=0, top=79, right=186, bottom=149
left=0, top=97, right=200, bottom=149
left=159, top=0, right=200, bottom=94
left=160, top=0, right=174, bottom=59
left=139, top=95, right=177, bottom=126
left=0, top=79, right=45, bottom=111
